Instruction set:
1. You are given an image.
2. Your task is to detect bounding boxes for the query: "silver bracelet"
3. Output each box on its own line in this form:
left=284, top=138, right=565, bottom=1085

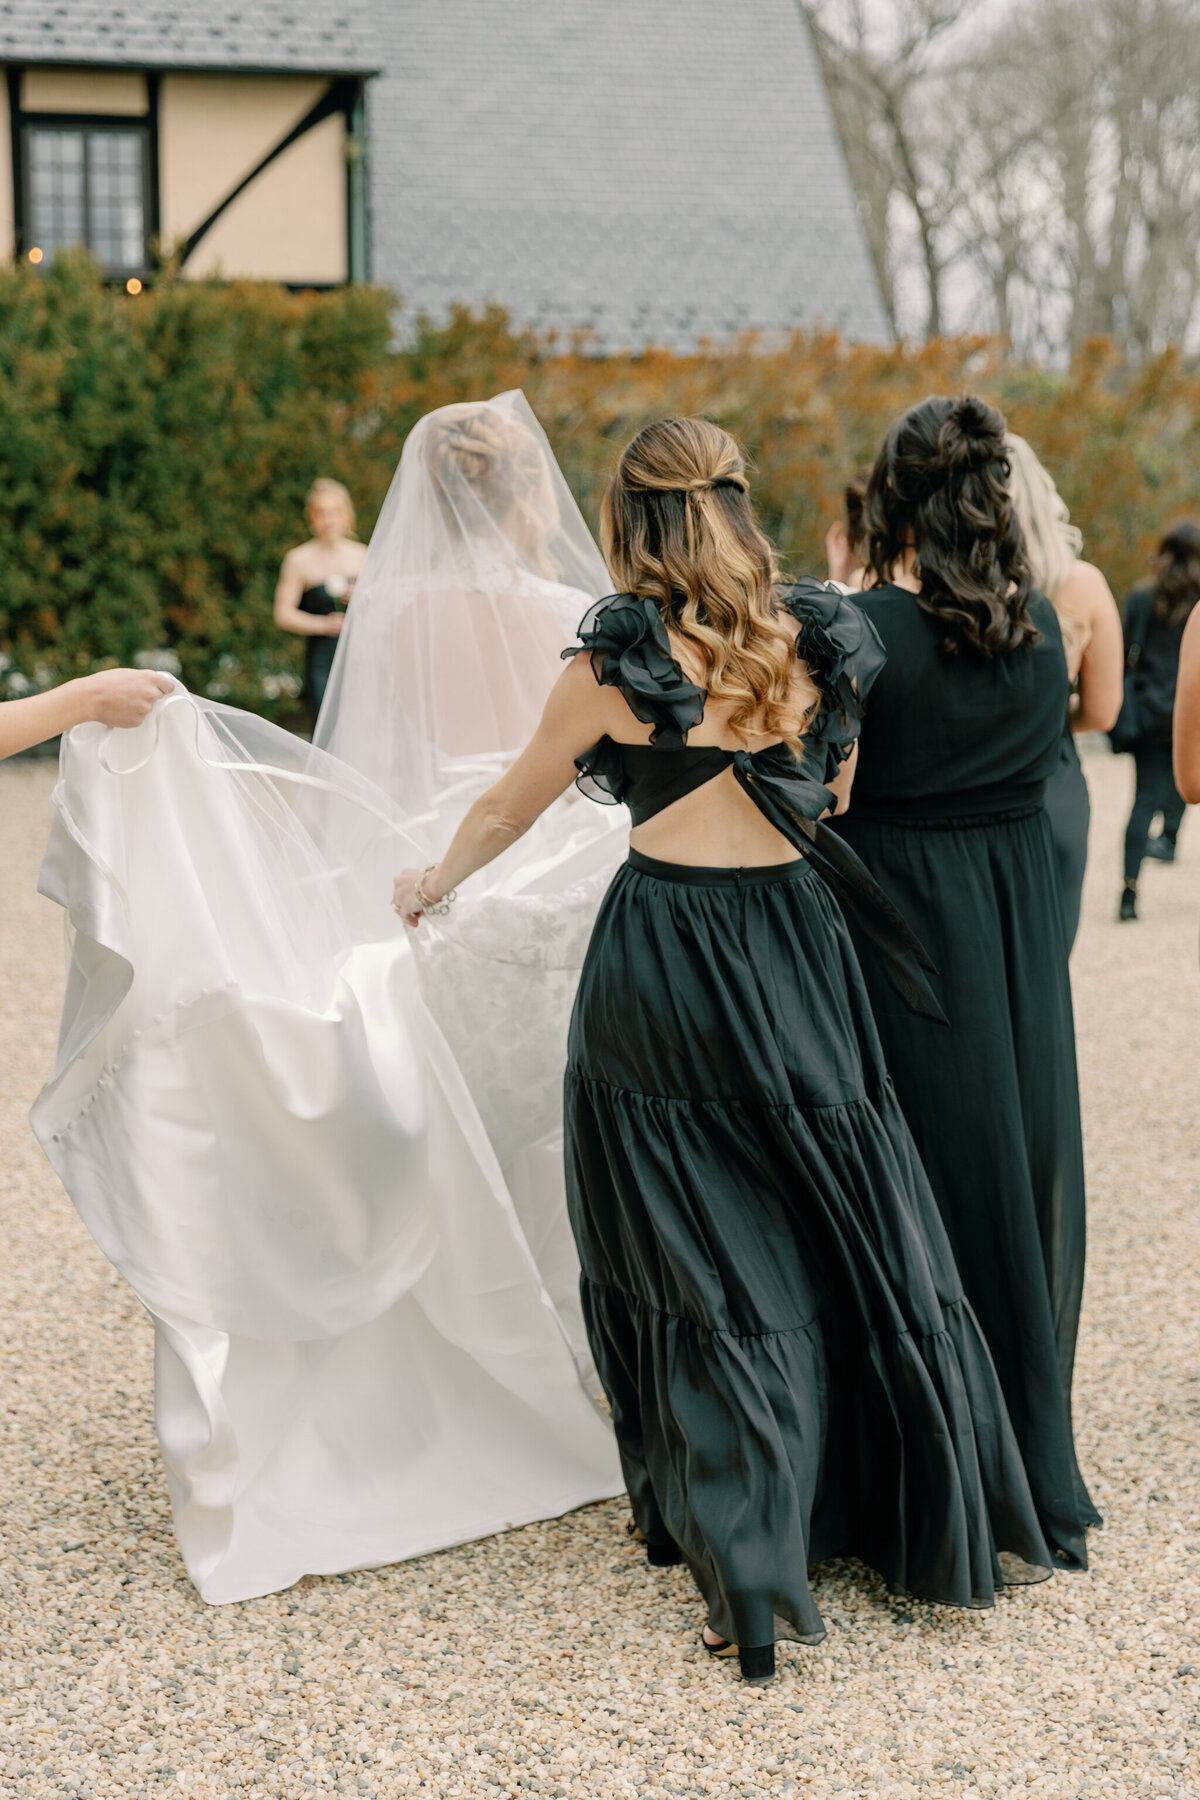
left=415, top=865, right=456, bottom=916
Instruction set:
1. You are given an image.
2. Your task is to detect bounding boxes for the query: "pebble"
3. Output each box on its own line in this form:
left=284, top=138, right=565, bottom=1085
left=1, top=746, right=1197, bottom=1798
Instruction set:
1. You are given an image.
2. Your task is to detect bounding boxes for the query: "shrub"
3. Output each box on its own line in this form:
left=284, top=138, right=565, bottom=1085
left=2, top=259, right=1198, bottom=718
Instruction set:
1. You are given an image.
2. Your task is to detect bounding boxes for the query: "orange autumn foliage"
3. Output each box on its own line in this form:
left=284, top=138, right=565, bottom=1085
left=2, top=263, right=1197, bottom=718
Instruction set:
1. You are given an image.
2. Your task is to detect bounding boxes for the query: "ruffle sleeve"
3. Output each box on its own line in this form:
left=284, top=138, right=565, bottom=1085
left=778, top=578, right=886, bottom=778
left=563, top=593, right=706, bottom=748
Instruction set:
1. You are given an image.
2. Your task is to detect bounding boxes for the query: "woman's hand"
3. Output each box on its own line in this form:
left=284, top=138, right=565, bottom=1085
left=79, top=669, right=175, bottom=729
left=0, top=668, right=174, bottom=759
left=386, top=657, right=612, bottom=921
left=323, top=614, right=345, bottom=636
left=392, top=866, right=447, bottom=928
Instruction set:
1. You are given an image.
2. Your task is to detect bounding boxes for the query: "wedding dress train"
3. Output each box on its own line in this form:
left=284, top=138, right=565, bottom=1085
left=30, top=392, right=628, bottom=1601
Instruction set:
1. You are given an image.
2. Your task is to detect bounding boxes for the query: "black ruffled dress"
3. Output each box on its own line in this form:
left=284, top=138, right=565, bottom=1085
left=562, top=582, right=1054, bottom=1653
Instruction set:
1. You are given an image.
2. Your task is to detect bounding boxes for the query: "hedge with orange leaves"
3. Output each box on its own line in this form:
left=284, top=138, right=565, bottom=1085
left=2, top=258, right=1197, bottom=719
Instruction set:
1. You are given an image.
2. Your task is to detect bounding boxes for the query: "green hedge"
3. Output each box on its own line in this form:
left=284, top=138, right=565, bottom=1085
left=2, top=257, right=1198, bottom=720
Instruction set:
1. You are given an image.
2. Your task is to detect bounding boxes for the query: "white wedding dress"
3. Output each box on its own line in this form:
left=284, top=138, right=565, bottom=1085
left=31, top=393, right=628, bottom=1603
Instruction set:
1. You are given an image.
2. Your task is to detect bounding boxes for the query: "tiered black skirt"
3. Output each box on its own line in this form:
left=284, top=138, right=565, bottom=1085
left=564, top=849, right=1054, bottom=1651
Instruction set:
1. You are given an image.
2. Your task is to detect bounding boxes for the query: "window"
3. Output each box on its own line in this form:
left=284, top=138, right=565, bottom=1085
left=24, top=122, right=150, bottom=275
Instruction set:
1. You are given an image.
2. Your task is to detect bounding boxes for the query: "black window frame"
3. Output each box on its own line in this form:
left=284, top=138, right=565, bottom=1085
left=20, top=110, right=153, bottom=279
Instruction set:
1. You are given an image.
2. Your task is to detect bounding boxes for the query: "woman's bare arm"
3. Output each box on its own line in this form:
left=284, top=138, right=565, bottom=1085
left=0, top=669, right=173, bottom=760
left=393, top=655, right=612, bottom=923
left=1059, top=561, right=1123, bottom=732
left=1174, top=607, right=1200, bottom=803
left=273, top=548, right=343, bottom=638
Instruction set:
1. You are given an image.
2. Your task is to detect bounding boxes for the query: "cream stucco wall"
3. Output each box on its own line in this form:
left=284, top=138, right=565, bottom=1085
left=182, top=111, right=347, bottom=285
left=159, top=74, right=328, bottom=248
left=21, top=70, right=148, bottom=115
left=0, top=68, right=347, bottom=283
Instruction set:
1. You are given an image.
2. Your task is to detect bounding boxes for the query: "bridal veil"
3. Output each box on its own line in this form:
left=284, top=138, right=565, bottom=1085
left=31, top=392, right=627, bottom=1602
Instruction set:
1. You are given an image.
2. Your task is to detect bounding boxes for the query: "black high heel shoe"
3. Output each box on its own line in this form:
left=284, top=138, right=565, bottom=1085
left=701, top=1630, right=776, bottom=1685
left=625, top=1517, right=683, bottom=1566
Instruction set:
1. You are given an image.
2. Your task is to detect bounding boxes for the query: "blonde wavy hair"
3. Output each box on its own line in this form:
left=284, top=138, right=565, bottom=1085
left=1005, top=433, right=1090, bottom=663
left=600, top=417, right=815, bottom=747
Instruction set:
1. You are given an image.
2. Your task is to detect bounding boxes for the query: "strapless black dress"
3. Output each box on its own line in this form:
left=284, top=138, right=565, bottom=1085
left=298, top=583, right=343, bottom=720
left=562, top=584, right=1055, bottom=1655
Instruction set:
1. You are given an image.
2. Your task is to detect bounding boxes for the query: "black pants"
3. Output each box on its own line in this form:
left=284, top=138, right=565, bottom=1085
left=1124, top=742, right=1186, bottom=881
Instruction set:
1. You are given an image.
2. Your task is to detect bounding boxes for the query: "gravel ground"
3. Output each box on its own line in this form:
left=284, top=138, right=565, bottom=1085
left=2, top=743, right=1198, bottom=1800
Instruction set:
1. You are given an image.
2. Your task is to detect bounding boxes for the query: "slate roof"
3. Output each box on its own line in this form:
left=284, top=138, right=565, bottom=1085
left=0, top=2, right=375, bottom=74
left=365, top=0, right=890, bottom=350
left=0, top=0, right=889, bottom=349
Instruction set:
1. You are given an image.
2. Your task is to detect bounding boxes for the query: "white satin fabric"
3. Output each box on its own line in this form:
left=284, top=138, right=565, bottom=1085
left=31, top=695, right=622, bottom=1604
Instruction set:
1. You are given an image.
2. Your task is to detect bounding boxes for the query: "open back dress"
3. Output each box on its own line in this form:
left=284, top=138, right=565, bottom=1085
left=562, top=580, right=1055, bottom=1652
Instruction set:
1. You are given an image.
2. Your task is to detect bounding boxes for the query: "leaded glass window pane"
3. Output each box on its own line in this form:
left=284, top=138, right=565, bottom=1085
left=87, top=130, right=146, bottom=270
left=27, top=130, right=85, bottom=255
left=25, top=123, right=148, bottom=274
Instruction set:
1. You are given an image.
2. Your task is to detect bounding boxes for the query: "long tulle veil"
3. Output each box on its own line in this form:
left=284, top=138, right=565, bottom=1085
left=28, top=392, right=629, bottom=1602
left=314, top=389, right=617, bottom=872
left=313, top=392, right=629, bottom=1349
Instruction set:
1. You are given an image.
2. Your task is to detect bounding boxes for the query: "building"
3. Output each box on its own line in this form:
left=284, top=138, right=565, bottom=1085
left=0, top=5, right=373, bottom=290
left=0, top=1, right=888, bottom=345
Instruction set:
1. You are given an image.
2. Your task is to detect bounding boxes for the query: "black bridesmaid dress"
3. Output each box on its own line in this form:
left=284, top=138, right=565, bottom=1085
left=562, top=582, right=1055, bottom=1658
left=1044, top=721, right=1090, bottom=949
left=298, top=583, right=343, bottom=722
left=831, top=583, right=1100, bottom=1570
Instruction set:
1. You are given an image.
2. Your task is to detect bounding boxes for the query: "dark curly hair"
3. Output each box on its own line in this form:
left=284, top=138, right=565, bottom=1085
left=1151, top=519, right=1200, bottom=628
left=865, top=394, right=1040, bottom=659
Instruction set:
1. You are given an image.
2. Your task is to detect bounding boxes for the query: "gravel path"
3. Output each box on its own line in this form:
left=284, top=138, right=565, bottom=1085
left=2, top=745, right=1198, bottom=1799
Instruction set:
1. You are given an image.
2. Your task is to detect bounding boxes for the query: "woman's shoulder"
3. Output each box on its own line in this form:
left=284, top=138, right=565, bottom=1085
left=776, top=578, right=887, bottom=758
left=563, top=592, right=705, bottom=742
left=777, top=577, right=886, bottom=688
left=1055, top=559, right=1114, bottom=618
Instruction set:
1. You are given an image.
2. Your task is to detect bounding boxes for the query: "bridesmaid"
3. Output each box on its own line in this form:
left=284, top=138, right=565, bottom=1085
left=395, top=417, right=1057, bottom=1683
left=831, top=395, right=1100, bottom=1571
left=273, top=478, right=367, bottom=729
left=1005, top=434, right=1122, bottom=946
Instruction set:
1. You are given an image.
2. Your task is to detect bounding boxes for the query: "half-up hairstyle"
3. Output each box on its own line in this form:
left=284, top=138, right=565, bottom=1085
left=866, top=395, right=1039, bottom=659
left=600, top=417, right=814, bottom=746
left=1151, top=519, right=1200, bottom=628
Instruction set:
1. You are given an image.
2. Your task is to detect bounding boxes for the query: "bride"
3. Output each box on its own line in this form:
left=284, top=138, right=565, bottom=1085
left=31, top=392, right=627, bottom=1605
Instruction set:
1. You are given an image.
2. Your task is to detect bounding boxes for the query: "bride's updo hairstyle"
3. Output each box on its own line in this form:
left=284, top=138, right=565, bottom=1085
left=601, top=417, right=813, bottom=746
left=866, top=395, right=1038, bottom=659
left=422, top=403, right=556, bottom=575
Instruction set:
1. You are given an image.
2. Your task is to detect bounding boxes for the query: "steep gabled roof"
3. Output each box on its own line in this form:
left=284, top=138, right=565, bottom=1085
left=0, top=2, right=375, bottom=75
left=0, top=0, right=888, bottom=350
left=366, top=0, right=890, bottom=349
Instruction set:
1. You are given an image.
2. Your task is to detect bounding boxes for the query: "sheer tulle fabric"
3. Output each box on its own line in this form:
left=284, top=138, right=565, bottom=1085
left=32, top=392, right=635, bottom=1603
left=314, top=389, right=619, bottom=867
left=311, top=391, right=629, bottom=1375
left=32, top=694, right=623, bottom=1603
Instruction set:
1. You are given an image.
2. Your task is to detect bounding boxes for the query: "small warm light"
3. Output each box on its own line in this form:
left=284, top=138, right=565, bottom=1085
left=27, top=246, right=43, bottom=264
left=125, top=277, right=143, bottom=296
